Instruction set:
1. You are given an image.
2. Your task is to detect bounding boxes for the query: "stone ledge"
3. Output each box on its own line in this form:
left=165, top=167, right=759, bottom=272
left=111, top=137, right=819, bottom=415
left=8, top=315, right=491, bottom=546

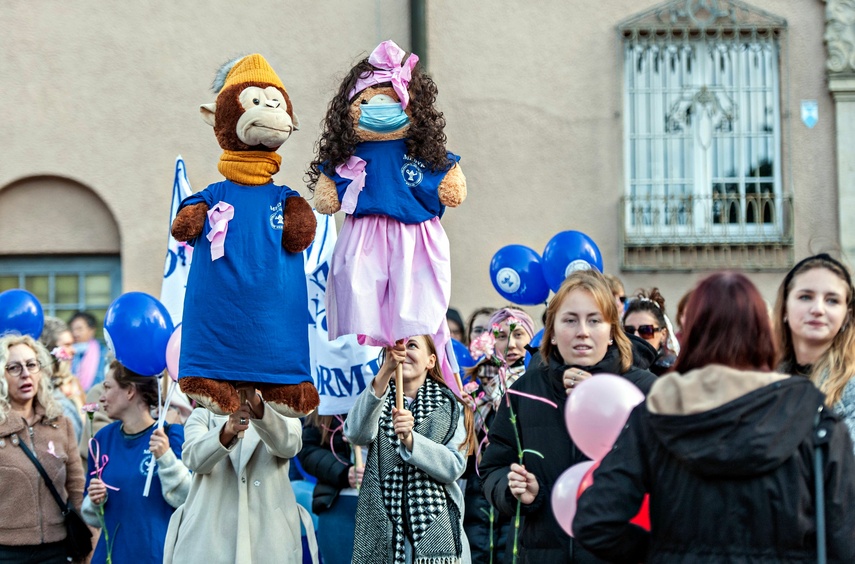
left=621, top=242, right=793, bottom=271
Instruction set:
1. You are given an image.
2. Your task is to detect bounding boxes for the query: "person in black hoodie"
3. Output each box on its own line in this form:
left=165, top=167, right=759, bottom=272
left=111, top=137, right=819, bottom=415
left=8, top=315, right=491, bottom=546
left=479, top=269, right=657, bottom=564
left=573, top=271, right=855, bottom=563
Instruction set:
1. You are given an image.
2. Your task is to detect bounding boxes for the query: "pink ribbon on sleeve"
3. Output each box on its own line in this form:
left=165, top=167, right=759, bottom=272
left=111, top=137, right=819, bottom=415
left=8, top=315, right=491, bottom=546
left=88, top=438, right=120, bottom=491
left=206, top=201, right=234, bottom=261
left=336, top=156, right=367, bottom=215
left=348, top=40, right=419, bottom=108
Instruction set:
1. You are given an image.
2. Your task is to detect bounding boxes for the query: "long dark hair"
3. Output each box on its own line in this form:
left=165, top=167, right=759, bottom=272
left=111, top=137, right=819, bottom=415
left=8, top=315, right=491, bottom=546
left=306, top=57, right=451, bottom=191
left=674, top=272, right=777, bottom=373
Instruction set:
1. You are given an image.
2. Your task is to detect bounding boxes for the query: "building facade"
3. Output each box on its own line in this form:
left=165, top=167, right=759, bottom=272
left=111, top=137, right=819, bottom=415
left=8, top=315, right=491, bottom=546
left=0, top=0, right=845, bottom=326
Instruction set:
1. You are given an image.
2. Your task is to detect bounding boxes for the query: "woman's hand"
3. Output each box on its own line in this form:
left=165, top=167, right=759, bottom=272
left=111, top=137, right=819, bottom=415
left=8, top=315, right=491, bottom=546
left=236, top=384, right=264, bottom=419
left=88, top=478, right=107, bottom=506
left=348, top=465, right=364, bottom=488
left=373, top=341, right=407, bottom=396
left=392, top=406, right=414, bottom=451
left=563, top=368, right=592, bottom=395
left=508, top=463, right=539, bottom=505
left=149, top=427, right=170, bottom=459
left=220, top=404, right=253, bottom=446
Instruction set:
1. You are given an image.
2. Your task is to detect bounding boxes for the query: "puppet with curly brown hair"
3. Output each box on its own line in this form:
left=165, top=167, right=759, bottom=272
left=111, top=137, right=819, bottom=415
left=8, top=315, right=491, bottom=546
left=308, top=40, right=466, bottom=364
left=171, top=54, right=319, bottom=417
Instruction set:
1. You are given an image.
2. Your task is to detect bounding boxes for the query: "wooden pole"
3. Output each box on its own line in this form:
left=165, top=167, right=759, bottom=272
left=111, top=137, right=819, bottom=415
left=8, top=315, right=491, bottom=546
left=353, top=446, right=363, bottom=491
left=237, top=389, right=247, bottom=439
left=395, top=363, right=404, bottom=410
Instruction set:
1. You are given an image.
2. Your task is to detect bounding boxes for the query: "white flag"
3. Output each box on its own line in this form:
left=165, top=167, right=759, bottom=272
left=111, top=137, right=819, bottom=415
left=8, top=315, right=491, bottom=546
left=160, top=156, right=194, bottom=326
left=305, top=212, right=381, bottom=416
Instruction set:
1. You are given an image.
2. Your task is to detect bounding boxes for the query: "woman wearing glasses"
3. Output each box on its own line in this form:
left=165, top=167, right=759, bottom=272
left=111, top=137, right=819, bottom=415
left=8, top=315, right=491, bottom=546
left=774, top=254, right=855, bottom=449
left=622, top=288, right=677, bottom=376
left=479, top=270, right=656, bottom=563
left=0, top=334, right=87, bottom=563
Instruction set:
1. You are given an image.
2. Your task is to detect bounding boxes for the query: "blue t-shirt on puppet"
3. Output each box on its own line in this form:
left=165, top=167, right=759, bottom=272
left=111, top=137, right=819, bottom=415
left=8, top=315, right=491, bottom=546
left=320, top=138, right=460, bottom=224
left=86, top=422, right=184, bottom=564
left=177, top=180, right=311, bottom=385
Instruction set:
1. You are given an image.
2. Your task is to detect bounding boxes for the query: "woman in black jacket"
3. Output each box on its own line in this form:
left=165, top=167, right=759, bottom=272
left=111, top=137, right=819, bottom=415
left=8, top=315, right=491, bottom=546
left=479, top=269, right=656, bottom=564
left=573, top=272, right=855, bottom=563
left=297, top=413, right=361, bottom=564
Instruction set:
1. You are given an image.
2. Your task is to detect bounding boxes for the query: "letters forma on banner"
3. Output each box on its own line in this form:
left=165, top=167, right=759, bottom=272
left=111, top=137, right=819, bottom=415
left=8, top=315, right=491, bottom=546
left=160, top=156, right=194, bottom=326
left=305, top=212, right=381, bottom=416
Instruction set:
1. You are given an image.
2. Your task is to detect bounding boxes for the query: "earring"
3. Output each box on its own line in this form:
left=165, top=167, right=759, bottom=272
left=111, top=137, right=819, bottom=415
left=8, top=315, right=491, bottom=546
left=609, top=339, right=614, bottom=345
left=783, top=315, right=788, bottom=323
left=551, top=339, right=556, bottom=345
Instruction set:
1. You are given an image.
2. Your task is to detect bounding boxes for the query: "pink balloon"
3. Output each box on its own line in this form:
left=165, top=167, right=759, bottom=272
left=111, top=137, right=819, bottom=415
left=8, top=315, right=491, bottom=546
left=165, top=325, right=182, bottom=382
left=565, top=374, right=644, bottom=461
left=551, top=461, right=596, bottom=537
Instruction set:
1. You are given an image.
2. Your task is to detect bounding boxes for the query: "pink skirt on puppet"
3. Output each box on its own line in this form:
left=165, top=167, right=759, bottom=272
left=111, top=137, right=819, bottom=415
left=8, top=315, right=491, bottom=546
left=327, top=214, right=450, bottom=345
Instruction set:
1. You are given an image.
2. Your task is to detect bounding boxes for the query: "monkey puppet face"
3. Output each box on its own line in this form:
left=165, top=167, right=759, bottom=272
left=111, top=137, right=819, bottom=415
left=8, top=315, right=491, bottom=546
left=349, top=86, right=411, bottom=142
left=201, top=85, right=299, bottom=150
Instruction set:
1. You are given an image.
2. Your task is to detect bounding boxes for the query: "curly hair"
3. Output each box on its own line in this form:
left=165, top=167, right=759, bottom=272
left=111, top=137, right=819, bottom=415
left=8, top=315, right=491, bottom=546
left=0, top=335, right=62, bottom=424
left=307, top=57, right=451, bottom=191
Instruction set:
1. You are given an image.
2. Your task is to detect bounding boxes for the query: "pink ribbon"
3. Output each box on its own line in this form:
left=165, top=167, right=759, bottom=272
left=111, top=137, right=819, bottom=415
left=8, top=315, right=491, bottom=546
left=321, top=415, right=350, bottom=467
left=335, top=157, right=367, bottom=214
left=206, top=201, right=234, bottom=261
left=348, top=40, right=419, bottom=108
left=47, top=441, right=59, bottom=459
left=88, top=438, right=120, bottom=491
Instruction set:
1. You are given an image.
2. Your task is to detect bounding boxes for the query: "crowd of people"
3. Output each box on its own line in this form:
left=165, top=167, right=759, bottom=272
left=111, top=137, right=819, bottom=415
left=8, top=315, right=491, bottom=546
left=3, top=253, right=855, bottom=562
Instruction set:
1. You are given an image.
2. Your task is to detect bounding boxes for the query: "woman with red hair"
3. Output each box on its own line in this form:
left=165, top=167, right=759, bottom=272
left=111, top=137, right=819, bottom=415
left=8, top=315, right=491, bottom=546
left=573, top=272, right=855, bottom=562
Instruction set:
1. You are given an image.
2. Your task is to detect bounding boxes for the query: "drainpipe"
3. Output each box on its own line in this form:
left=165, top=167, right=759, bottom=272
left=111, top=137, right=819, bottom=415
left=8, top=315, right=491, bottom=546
left=410, top=0, right=428, bottom=71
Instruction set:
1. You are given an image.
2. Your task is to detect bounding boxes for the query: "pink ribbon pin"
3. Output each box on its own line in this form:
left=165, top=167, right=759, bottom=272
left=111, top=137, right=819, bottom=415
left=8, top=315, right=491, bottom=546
left=88, top=439, right=120, bottom=491
left=336, top=156, right=367, bottom=214
left=47, top=441, right=59, bottom=459
left=206, top=201, right=234, bottom=261
left=348, top=40, right=419, bottom=109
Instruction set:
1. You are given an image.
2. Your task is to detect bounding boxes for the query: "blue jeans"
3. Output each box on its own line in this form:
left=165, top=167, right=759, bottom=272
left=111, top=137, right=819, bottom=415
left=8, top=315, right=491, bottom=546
left=317, top=495, right=358, bottom=564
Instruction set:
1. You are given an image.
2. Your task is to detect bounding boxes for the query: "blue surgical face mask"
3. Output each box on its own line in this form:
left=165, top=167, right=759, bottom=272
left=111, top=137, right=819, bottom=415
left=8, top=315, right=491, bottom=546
left=358, top=102, right=410, bottom=133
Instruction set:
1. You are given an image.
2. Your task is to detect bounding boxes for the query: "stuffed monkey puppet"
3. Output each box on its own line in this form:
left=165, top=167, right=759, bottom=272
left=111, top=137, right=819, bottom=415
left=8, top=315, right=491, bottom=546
left=171, top=54, right=319, bottom=416
left=307, top=40, right=466, bottom=353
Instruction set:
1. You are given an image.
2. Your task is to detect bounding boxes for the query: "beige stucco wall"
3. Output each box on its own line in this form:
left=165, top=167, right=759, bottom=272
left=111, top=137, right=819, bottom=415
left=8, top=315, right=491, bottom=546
left=0, top=0, right=837, bottom=326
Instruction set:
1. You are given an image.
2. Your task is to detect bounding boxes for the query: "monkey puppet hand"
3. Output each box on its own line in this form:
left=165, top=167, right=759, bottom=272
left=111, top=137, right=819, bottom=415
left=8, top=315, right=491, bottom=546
left=438, top=163, right=467, bottom=208
left=281, top=196, right=317, bottom=253
left=171, top=203, right=209, bottom=242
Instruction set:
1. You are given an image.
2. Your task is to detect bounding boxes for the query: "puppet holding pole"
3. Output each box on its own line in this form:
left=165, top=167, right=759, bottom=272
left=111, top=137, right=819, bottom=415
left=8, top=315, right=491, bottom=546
left=309, top=40, right=466, bottom=413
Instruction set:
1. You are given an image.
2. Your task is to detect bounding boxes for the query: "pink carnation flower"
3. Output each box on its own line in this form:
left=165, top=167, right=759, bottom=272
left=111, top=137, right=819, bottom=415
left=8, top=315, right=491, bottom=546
left=469, top=331, right=495, bottom=359
left=82, top=403, right=100, bottom=414
left=50, top=346, right=73, bottom=362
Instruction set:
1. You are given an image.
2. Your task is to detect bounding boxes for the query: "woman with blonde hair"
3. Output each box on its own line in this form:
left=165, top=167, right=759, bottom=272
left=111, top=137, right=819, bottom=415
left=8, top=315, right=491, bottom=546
left=0, top=334, right=87, bottom=563
left=775, top=253, right=855, bottom=445
left=345, top=334, right=476, bottom=563
left=479, top=269, right=656, bottom=563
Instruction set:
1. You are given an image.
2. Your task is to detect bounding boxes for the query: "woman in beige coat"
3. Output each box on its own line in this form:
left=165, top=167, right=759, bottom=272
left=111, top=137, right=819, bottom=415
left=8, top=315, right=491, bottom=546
left=163, top=385, right=317, bottom=564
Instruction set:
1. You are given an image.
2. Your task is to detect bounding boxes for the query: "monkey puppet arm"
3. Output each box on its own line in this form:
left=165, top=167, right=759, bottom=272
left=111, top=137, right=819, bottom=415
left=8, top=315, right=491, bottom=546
left=281, top=196, right=317, bottom=253
left=313, top=174, right=342, bottom=215
left=438, top=163, right=467, bottom=208
left=171, top=203, right=209, bottom=242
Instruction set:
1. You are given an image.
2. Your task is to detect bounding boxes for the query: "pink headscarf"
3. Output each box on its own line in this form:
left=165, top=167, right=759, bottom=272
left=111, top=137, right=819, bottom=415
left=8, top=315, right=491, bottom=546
left=489, top=308, right=535, bottom=340
left=348, top=40, right=419, bottom=108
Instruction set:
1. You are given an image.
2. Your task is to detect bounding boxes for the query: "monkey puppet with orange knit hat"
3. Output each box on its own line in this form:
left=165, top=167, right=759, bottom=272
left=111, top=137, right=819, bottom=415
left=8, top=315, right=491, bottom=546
left=171, top=54, right=319, bottom=417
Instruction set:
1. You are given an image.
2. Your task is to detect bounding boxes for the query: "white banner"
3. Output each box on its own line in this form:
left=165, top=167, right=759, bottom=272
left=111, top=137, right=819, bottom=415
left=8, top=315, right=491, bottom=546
left=305, top=212, right=381, bottom=416
left=160, top=156, right=194, bottom=326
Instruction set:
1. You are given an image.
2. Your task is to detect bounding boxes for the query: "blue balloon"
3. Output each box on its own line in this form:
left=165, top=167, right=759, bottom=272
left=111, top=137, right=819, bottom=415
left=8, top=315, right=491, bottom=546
left=524, top=327, right=544, bottom=369
left=542, top=231, right=604, bottom=292
left=103, top=292, right=174, bottom=376
left=451, top=338, right=475, bottom=370
left=489, top=245, right=551, bottom=306
left=0, top=289, right=44, bottom=338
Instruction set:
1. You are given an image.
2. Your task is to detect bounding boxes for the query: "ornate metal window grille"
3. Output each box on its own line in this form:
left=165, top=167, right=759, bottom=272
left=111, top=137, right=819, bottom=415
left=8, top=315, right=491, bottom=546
left=618, top=0, right=790, bottom=261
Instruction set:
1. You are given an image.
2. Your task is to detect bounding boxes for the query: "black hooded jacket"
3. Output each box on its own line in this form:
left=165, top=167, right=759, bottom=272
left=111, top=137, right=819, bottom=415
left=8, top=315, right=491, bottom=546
left=479, top=344, right=656, bottom=564
left=573, top=366, right=855, bottom=563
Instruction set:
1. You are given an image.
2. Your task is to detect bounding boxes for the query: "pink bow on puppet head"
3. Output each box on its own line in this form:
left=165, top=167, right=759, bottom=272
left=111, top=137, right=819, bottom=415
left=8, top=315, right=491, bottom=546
left=348, top=40, right=419, bottom=109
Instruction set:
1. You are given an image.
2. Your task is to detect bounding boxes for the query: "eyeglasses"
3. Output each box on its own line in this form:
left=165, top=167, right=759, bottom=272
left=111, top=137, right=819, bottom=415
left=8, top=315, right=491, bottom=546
left=5, top=360, right=42, bottom=377
left=624, top=325, right=662, bottom=339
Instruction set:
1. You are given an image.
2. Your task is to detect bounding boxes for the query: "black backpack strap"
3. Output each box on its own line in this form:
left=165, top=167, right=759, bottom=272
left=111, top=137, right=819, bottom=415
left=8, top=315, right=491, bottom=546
left=813, top=406, right=834, bottom=564
left=16, top=434, right=70, bottom=515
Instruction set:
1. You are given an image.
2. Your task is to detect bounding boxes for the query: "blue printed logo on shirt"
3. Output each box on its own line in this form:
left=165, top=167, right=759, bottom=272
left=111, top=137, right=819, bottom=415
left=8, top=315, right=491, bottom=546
left=269, top=202, right=284, bottom=230
left=401, top=162, right=424, bottom=187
